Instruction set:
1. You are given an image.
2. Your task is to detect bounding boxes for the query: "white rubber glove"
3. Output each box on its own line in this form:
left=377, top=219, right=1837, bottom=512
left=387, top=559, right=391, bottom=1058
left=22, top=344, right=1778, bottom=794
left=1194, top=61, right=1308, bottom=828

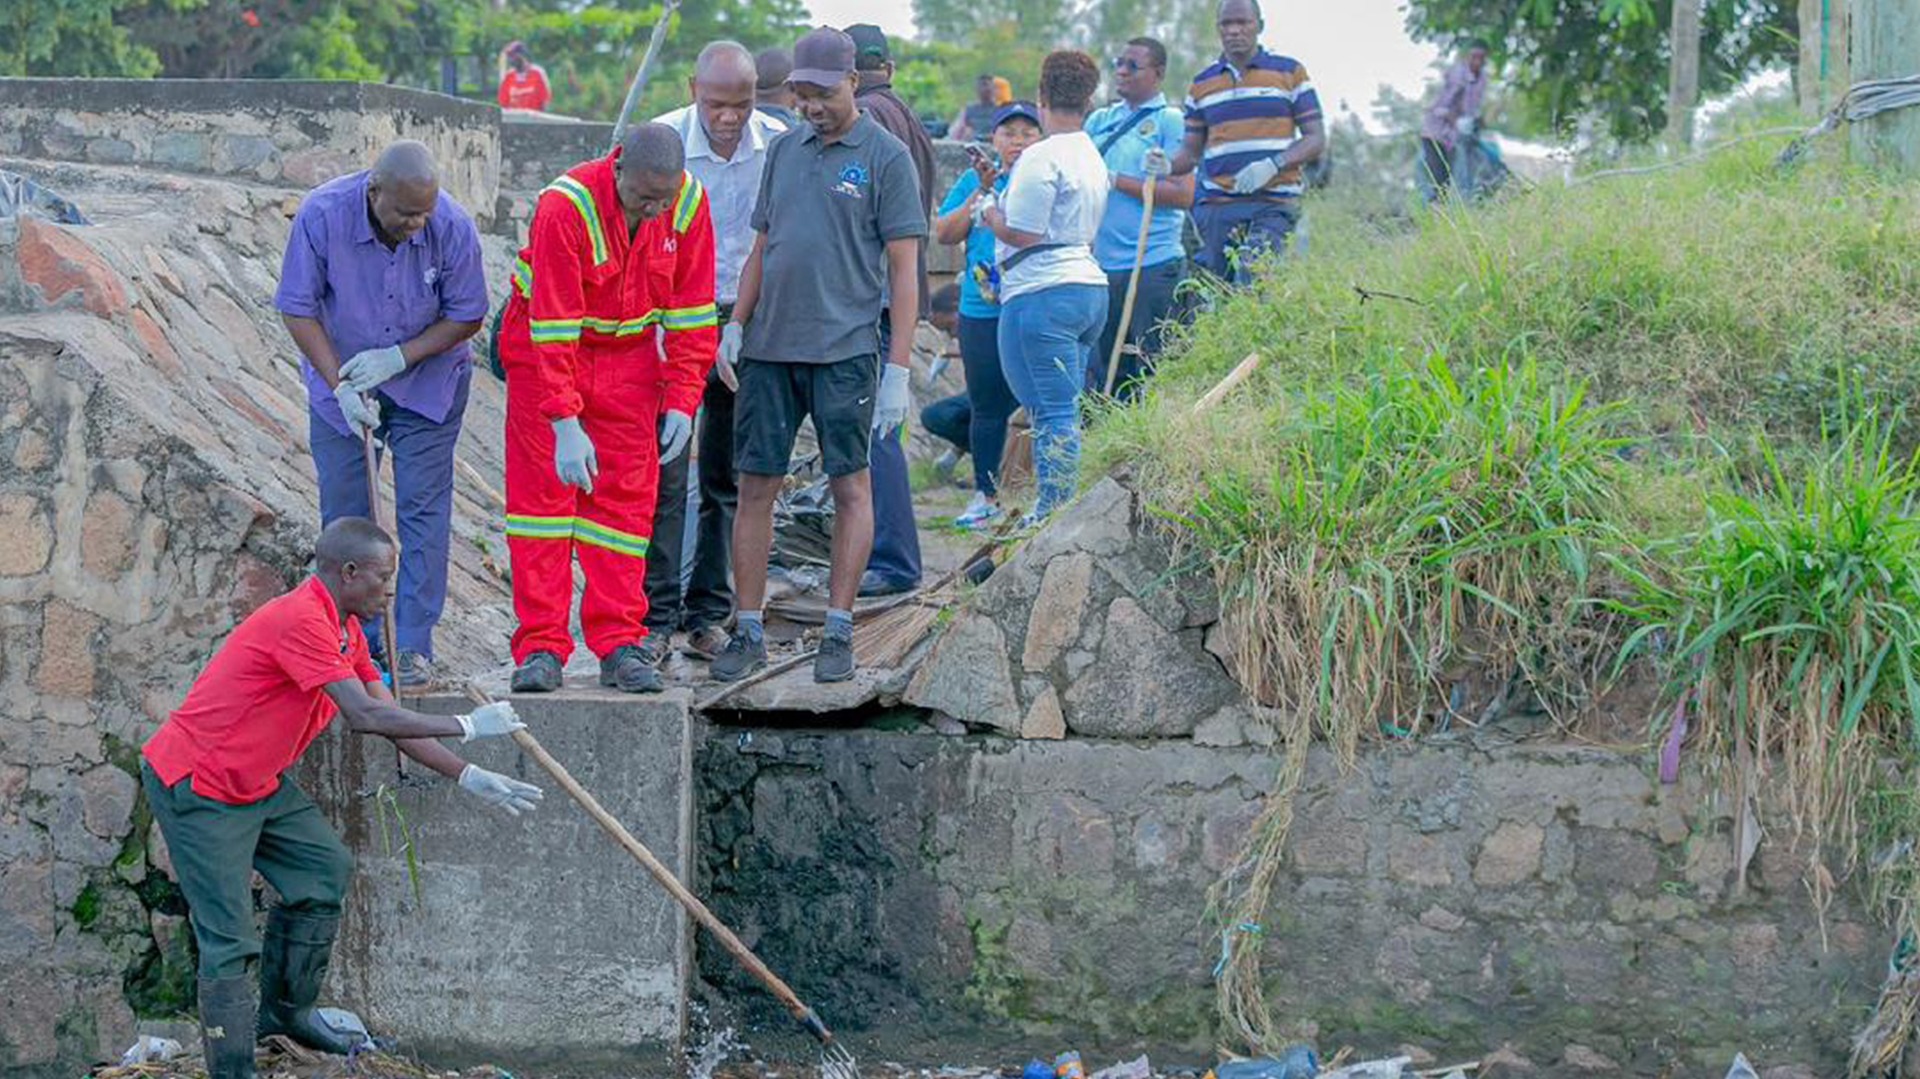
left=658, top=409, right=693, bottom=466
left=1142, top=148, right=1171, bottom=178
left=715, top=322, right=743, bottom=392
left=454, top=700, right=525, bottom=742
left=1454, top=115, right=1477, bottom=137
left=551, top=417, right=597, bottom=493
left=337, top=345, right=408, bottom=394
left=334, top=383, right=379, bottom=439
left=458, top=764, right=543, bottom=816
left=1231, top=156, right=1280, bottom=194
left=872, top=362, right=910, bottom=434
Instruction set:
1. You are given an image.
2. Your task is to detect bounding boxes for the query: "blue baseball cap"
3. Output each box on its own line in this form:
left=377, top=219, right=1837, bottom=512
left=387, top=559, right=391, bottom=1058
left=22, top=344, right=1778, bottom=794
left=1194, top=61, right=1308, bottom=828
left=992, top=101, right=1041, bottom=129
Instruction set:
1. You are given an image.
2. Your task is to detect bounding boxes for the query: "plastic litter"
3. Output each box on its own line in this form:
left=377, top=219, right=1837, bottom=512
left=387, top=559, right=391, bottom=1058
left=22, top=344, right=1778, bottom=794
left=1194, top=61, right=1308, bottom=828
left=1206, top=1045, right=1320, bottom=1079
left=1090, top=1055, right=1152, bottom=1079
left=1724, top=1053, right=1759, bottom=1079
left=1056, top=1050, right=1087, bottom=1079
left=118, top=1035, right=183, bottom=1065
left=1320, top=1057, right=1410, bottom=1079
left=0, top=171, right=90, bottom=225
left=1024, top=1061, right=1055, bottom=1079
left=316, top=1006, right=371, bottom=1045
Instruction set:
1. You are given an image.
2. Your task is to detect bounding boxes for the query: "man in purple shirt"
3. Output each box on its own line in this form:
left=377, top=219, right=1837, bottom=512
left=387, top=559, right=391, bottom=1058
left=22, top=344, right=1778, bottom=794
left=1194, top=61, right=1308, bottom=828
left=274, top=141, right=488, bottom=688
left=1418, top=40, right=1490, bottom=202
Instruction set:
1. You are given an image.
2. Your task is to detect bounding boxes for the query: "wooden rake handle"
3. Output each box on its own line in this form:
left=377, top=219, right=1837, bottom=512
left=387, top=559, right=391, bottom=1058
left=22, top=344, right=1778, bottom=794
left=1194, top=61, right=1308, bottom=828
left=461, top=687, right=837, bottom=1045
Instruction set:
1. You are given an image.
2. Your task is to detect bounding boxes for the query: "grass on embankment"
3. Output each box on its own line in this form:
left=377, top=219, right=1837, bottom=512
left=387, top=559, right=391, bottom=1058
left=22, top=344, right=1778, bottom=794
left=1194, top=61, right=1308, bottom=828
left=1085, top=142, right=1920, bottom=1054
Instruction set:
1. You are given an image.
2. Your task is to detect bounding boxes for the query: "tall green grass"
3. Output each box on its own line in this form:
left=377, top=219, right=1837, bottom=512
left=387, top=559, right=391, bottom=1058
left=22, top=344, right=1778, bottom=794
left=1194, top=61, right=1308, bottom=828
left=1088, top=143, right=1920, bottom=1055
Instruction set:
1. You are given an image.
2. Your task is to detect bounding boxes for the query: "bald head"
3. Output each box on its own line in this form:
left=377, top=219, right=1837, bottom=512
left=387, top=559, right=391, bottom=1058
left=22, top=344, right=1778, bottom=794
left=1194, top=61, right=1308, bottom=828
left=696, top=40, right=755, bottom=85
left=367, top=140, right=439, bottom=244
left=315, top=517, right=394, bottom=575
left=371, top=140, right=438, bottom=189
left=691, top=41, right=758, bottom=154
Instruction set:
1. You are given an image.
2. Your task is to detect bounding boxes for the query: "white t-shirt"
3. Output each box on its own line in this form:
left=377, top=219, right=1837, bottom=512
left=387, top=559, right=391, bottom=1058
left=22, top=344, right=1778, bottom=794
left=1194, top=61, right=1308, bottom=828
left=996, top=130, right=1110, bottom=301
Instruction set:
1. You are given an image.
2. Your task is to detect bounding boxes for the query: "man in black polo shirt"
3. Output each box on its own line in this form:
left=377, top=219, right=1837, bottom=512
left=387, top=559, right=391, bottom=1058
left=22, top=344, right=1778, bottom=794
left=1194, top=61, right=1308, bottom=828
left=711, top=26, right=925, bottom=685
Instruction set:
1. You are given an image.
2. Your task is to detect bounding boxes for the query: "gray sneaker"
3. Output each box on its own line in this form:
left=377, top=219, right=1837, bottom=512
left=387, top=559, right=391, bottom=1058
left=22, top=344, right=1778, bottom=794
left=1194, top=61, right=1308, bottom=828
left=708, top=631, right=767, bottom=682
left=813, top=633, right=855, bottom=684
left=395, top=650, right=434, bottom=690
left=682, top=624, right=730, bottom=662
left=600, top=645, right=664, bottom=693
left=635, top=634, right=671, bottom=668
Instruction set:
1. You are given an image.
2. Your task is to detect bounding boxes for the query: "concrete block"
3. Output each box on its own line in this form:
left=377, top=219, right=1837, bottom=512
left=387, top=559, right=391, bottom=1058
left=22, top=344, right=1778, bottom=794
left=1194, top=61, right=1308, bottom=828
left=302, top=690, right=693, bottom=1064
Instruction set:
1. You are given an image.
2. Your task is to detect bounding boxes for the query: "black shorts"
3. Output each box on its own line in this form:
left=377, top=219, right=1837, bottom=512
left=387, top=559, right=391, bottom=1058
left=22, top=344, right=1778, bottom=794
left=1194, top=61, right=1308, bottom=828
left=734, top=355, right=879, bottom=477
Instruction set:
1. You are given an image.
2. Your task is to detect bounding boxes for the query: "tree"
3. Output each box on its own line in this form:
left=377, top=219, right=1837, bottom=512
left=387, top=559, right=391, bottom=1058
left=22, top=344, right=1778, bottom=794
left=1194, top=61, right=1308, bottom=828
left=1404, top=0, right=1796, bottom=142
left=4, top=0, right=171, bottom=76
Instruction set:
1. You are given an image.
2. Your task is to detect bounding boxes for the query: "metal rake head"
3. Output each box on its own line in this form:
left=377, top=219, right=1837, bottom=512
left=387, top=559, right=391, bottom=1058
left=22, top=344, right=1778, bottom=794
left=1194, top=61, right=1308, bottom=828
left=818, top=1039, right=860, bottom=1079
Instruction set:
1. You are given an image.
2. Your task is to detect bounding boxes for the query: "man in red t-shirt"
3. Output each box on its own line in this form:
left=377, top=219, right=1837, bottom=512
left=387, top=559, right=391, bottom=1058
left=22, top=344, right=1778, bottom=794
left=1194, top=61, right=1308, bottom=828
left=142, top=518, right=539, bottom=1079
left=498, top=40, right=552, bottom=111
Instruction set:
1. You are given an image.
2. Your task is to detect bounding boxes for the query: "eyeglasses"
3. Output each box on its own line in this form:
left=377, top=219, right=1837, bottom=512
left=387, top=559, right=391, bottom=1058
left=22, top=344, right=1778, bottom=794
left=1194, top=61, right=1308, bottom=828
left=1112, top=57, right=1145, bottom=73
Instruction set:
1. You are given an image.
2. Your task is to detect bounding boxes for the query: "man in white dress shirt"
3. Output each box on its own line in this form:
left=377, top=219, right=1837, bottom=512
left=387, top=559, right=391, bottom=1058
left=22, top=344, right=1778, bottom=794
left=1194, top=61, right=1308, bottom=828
left=642, top=41, right=789, bottom=665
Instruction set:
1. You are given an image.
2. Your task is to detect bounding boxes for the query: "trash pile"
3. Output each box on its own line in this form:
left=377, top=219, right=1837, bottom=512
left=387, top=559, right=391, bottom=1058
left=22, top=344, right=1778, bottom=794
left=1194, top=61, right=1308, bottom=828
left=95, top=1035, right=510, bottom=1079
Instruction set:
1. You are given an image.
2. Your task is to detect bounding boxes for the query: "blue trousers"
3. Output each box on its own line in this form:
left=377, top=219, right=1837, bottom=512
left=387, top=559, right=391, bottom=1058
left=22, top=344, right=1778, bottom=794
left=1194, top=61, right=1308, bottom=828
left=866, top=317, right=922, bottom=587
left=309, top=367, right=469, bottom=659
left=998, top=284, right=1107, bottom=518
left=1193, top=199, right=1298, bottom=284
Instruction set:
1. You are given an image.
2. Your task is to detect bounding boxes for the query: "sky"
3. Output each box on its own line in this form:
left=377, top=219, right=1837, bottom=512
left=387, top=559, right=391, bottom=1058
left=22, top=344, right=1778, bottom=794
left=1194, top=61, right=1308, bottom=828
left=801, top=0, right=1448, bottom=127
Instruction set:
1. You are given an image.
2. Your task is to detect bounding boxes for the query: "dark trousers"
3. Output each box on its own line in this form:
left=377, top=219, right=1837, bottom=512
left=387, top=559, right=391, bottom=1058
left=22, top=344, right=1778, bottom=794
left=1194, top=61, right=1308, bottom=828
left=644, top=366, right=738, bottom=634
left=957, top=314, right=1018, bottom=499
left=1194, top=200, right=1299, bottom=284
left=866, top=316, right=922, bottom=587
left=921, top=393, right=971, bottom=455
left=1093, top=258, right=1186, bottom=399
left=1419, top=137, right=1454, bottom=200
left=309, top=367, right=470, bottom=660
left=142, top=764, right=353, bottom=979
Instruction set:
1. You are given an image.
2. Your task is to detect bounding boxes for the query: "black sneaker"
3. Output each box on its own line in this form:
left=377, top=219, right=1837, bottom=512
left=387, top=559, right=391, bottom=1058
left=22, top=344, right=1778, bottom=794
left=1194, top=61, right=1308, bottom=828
left=814, top=633, right=855, bottom=683
left=510, top=651, right=563, bottom=693
left=708, top=631, right=767, bottom=683
left=600, top=644, right=665, bottom=693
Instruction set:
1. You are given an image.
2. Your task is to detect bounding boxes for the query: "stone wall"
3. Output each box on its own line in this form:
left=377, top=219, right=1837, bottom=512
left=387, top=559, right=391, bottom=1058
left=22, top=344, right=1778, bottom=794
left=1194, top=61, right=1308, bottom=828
left=0, top=151, right=521, bottom=1076
left=0, top=80, right=502, bottom=228
left=697, top=729, right=1873, bottom=1074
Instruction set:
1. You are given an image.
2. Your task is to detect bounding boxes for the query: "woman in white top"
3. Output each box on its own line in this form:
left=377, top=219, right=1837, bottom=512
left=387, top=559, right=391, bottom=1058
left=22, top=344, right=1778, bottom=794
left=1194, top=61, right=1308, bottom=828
left=982, top=50, right=1111, bottom=525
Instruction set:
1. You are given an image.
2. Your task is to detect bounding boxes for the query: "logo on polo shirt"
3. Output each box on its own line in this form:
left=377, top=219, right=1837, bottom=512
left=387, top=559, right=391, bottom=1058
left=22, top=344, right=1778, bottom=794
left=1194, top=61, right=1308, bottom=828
left=423, top=266, right=440, bottom=286
left=1139, top=119, right=1157, bottom=138
left=832, top=161, right=870, bottom=199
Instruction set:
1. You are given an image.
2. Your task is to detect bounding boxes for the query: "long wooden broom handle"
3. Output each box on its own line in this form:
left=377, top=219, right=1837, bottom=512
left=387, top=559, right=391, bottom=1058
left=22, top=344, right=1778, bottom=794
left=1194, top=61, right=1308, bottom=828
left=1102, top=175, right=1158, bottom=396
left=462, top=689, right=829, bottom=1039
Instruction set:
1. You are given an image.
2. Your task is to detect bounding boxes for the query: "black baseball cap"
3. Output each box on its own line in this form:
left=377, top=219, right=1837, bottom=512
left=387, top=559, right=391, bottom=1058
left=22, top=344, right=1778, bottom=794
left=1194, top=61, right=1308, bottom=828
left=993, top=101, right=1041, bottom=129
left=844, top=24, right=890, bottom=68
left=790, top=27, right=855, bottom=88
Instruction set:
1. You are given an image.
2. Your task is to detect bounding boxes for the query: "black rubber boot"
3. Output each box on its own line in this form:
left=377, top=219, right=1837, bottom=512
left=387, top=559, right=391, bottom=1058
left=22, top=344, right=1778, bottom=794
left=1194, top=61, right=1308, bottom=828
left=256, top=908, right=367, bottom=1055
left=198, top=975, right=257, bottom=1079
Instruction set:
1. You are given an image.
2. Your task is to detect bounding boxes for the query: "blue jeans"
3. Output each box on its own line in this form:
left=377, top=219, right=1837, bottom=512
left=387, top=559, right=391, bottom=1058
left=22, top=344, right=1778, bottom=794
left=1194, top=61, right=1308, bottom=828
left=997, top=284, right=1107, bottom=518
left=309, top=366, right=469, bottom=659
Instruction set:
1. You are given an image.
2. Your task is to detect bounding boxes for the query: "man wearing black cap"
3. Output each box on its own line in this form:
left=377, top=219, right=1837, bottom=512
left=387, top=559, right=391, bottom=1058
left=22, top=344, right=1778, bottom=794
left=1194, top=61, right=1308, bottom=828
left=713, top=27, right=926, bottom=685
left=844, top=22, right=935, bottom=599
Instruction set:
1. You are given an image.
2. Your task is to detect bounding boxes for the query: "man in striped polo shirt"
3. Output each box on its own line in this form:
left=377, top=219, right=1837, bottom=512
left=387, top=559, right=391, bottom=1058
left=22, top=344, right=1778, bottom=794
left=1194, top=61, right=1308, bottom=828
left=1172, top=0, right=1325, bottom=283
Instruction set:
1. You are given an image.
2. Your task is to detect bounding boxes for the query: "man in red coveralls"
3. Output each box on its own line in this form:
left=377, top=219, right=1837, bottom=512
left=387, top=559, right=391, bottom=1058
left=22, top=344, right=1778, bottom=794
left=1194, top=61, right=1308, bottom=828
left=498, top=122, right=719, bottom=694
left=141, top=517, right=539, bottom=1079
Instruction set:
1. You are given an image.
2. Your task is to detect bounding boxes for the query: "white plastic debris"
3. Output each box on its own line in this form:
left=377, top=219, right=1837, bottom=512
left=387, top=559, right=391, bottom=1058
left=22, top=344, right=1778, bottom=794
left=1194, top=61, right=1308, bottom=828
left=1321, top=1057, right=1412, bottom=1079
left=1725, top=1054, right=1759, bottom=1079
left=120, top=1035, right=183, bottom=1065
left=316, top=1006, right=370, bottom=1042
left=1091, top=1056, right=1152, bottom=1079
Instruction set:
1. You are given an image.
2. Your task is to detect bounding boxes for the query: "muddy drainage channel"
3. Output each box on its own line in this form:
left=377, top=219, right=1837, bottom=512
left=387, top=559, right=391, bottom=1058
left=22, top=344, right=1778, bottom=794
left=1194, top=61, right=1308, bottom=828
left=690, top=717, right=1869, bottom=1078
